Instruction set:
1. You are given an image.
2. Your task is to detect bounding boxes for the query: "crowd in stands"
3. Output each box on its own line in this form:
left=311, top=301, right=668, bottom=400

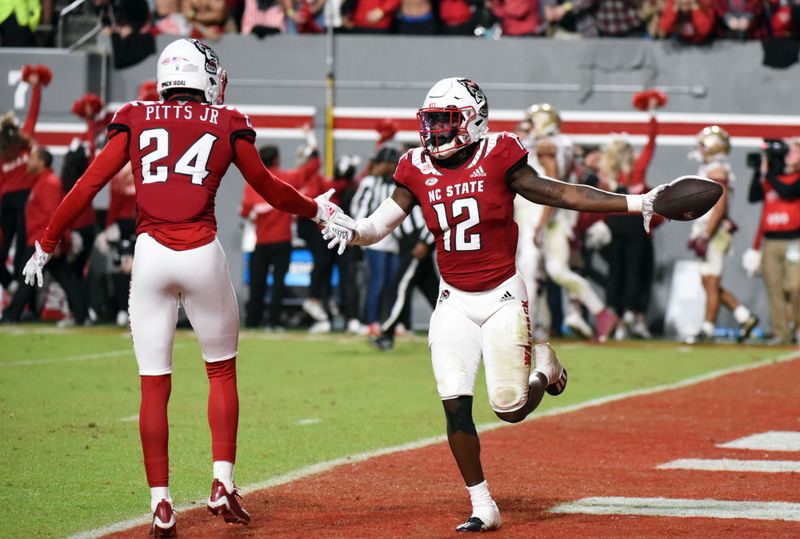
left=1, top=0, right=798, bottom=52
left=1, top=64, right=798, bottom=347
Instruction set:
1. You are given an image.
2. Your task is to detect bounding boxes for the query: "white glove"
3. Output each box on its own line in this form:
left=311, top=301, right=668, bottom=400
left=322, top=213, right=358, bottom=255
left=742, top=248, right=762, bottom=277
left=627, top=184, right=668, bottom=233
left=313, top=188, right=345, bottom=227
left=585, top=220, right=612, bottom=249
left=22, top=241, right=52, bottom=287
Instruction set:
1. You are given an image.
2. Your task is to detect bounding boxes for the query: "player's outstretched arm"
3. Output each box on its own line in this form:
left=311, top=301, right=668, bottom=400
left=322, top=184, right=414, bottom=254
left=234, top=139, right=318, bottom=219
left=507, top=162, right=665, bottom=232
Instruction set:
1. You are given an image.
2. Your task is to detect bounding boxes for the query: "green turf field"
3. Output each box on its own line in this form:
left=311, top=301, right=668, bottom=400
left=0, top=326, right=793, bottom=538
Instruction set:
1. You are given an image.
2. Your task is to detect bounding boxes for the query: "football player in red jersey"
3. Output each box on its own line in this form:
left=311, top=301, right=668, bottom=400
left=324, top=78, right=666, bottom=532
left=21, top=39, right=345, bottom=537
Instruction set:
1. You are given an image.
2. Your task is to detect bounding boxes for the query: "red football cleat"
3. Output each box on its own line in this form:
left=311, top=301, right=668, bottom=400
left=595, top=308, right=619, bottom=344
left=150, top=499, right=176, bottom=538
left=207, top=479, right=251, bottom=525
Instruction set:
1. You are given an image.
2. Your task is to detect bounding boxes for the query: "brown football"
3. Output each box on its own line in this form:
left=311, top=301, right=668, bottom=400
left=652, top=175, right=723, bottom=221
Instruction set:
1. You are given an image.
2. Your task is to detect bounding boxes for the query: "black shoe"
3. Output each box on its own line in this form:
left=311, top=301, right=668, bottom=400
left=686, top=332, right=714, bottom=345
left=370, top=335, right=394, bottom=351
left=738, top=315, right=758, bottom=342
left=456, top=517, right=486, bottom=532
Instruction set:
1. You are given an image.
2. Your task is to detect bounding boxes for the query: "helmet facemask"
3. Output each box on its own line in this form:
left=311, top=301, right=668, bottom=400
left=418, top=106, right=475, bottom=158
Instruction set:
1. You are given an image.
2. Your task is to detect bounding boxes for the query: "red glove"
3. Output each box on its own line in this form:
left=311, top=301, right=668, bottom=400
left=71, top=93, right=104, bottom=120
left=688, top=237, right=709, bottom=258
left=138, top=80, right=159, bottom=101
left=632, top=89, right=667, bottom=111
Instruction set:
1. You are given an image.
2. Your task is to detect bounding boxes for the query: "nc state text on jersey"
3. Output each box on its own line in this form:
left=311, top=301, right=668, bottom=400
left=428, top=180, right=484, bottom=202
left=145, top=104, right=219, bottom=124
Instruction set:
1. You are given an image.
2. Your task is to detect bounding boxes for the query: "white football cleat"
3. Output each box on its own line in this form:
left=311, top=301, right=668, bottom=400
left=309, top=320, right=331, bottom=334
left=564, top=311, right=593, bottom=339
left=530, top=343, right=567, bottom=396
left=456, top=502, right=502, bottom=532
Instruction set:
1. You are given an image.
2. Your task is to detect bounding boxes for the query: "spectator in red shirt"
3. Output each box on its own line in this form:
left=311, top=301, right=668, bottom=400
left=343, top=0, right=401, bottom=32
left=3, top=148, right=88, bottom=324
left=769, top=0, right=799, bottom=37
left=440, top=0, right=481, bottom=34
left=242, top=144, right=320, bottom=329
left=491, top=0, right=543, bottom=35
left=658, top=0, right=717, bottom=43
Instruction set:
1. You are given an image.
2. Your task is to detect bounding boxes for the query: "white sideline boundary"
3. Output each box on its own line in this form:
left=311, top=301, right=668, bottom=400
left=71, top=350, right=800, bottom=539
left=550, top=496, right=800, bottom=521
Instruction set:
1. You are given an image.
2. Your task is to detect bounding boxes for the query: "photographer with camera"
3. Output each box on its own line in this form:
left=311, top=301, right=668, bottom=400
left=746, top=138, right=800, bottom=344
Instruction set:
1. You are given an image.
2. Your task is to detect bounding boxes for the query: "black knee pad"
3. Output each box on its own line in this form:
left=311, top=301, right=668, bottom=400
left=442, top=396, right=477, bottom=436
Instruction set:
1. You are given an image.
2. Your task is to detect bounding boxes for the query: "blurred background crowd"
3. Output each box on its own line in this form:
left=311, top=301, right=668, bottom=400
left=1, top=66, right=798, bottom=348
left=2, top=0, right=799, bottom=65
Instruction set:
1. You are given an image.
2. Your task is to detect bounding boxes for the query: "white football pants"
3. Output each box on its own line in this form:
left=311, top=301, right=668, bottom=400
left=129, top=233, right=240, bottom=375
left=428, top=272, right=531, bottom=413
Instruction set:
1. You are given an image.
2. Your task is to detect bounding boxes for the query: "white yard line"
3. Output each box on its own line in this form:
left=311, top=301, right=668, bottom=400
left=71, top=350, right=800, bottom=539
left=1, top=348, right=133, bottom=367
left=1, top=343, right=194, bottom=367
left=658, top=458, right=800, bottom=473
left=550, top=496, right=800, bottom=521
left=718, top=431, right=800, bottom=452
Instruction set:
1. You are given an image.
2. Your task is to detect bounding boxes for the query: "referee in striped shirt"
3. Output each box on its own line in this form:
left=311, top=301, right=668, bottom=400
left=370, top=193, right=439, bottom=351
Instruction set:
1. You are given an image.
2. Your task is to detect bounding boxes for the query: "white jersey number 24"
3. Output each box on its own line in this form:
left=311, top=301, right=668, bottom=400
left=139, top=128, right=218, bottom=185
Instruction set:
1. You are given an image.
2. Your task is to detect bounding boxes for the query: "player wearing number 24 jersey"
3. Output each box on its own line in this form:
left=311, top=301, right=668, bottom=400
left=323, top=77, right=667, bottom=533
left=21, top=39, right=346, bottom=537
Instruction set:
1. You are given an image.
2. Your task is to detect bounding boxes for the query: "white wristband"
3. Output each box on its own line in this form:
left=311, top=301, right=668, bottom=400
left=625, top=194, right=643, bottom=213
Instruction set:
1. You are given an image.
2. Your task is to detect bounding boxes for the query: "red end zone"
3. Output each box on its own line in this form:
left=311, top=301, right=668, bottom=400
left=108, top=356, right=800, bottom=538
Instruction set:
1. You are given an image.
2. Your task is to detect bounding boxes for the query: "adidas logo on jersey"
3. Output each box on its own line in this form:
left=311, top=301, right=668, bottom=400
left=500, top=291, right=514, bottom=302
left=469, top=166, right=486, bottom=178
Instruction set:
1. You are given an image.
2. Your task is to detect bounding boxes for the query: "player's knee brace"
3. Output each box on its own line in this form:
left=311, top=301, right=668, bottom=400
left=489, top=385, right=526, bottom=413
left=442, top=396, right=477, bottom=436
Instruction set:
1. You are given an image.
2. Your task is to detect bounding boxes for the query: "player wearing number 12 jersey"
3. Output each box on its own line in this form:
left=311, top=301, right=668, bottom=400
left=21, top=39, right=345, bottom=537
left=323, top=77, right=666, bottom=533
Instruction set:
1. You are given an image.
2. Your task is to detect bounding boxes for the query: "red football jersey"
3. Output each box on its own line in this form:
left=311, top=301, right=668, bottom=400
left=107, top=100, right=256, bottom=241
left=394, top=132, right=528, bottom=292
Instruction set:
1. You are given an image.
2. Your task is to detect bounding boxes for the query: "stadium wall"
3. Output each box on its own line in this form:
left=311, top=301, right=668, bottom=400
left=2, top=36, right=798, bottom=333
